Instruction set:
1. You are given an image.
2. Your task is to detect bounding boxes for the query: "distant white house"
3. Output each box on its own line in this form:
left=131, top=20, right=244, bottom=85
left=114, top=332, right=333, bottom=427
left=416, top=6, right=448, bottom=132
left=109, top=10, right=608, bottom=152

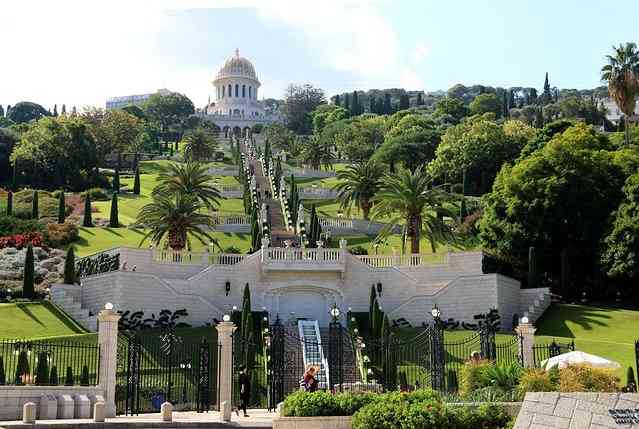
left=602, top=98, right=639, bottom=124
left=105, top=88, right=172, bottom=110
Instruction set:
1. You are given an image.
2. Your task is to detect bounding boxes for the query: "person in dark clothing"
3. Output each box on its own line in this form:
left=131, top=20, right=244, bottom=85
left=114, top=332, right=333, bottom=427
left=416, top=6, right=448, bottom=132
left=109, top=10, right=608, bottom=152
left=301, top=365, right=319, bottom=392
left=237, top=365, right=251, bottom=417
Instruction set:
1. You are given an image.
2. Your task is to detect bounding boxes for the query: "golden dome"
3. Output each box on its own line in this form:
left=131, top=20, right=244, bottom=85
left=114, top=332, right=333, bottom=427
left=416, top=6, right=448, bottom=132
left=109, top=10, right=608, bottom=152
left=215, top=49, right=257, bottom=80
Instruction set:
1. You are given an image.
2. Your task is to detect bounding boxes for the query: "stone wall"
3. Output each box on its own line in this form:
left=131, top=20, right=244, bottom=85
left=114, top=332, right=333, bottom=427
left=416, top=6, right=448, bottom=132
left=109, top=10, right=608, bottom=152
left=515, top=392, right=639, bottom=428
left=0, top=386, right=103, bottom=421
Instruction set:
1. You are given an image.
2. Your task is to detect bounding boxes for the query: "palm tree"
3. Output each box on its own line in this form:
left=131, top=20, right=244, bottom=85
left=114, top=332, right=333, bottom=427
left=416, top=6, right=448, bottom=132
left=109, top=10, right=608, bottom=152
left=153, top=162, right=222, bottom=209
left=332, top=161, right=384, bottom=220
left=299, top=136, right=334, bottom=170
left=137, top=193, right=216, bottom=250
left=601, top=42, right=639, bottom=145
left=182, top=128, right=218, bottom=161
left=371, top=166, right=458, bottom=254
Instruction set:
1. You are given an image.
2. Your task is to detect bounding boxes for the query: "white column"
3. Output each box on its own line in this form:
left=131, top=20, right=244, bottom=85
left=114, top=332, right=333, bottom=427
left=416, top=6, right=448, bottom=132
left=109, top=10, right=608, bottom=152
left=97, top=306, right=120, bottom=418
left=216, top=321, right=237, bottom=418
left=515, top=320, right=536, bottom=368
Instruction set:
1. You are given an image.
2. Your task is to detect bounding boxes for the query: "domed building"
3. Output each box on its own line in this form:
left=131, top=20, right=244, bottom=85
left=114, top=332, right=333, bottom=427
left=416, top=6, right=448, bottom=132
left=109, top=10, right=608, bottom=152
left=202, top=49, right=280, bottom=136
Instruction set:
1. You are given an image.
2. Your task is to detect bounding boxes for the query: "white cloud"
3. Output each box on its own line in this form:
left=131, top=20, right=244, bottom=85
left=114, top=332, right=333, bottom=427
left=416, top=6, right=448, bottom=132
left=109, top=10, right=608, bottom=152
left=399, top=66, right=424, bottom=91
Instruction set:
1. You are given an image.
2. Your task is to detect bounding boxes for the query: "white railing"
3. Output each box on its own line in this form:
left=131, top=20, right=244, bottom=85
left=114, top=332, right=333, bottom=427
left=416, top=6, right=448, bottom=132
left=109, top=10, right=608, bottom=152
left=152, top=249, right=246, bottom=265
left=220, top=185, right=242, bottom=193
left=286, top=168, right=336, bottom=178
left=299, top=187, right=337, bottom=199
left=211, top=213, right=250, bottom=225
left=319, top=217, right=354, bottom=229
left=208, top=253, right=246, bottom=265
left=356, top=253, right=449, bottom=268
left=208, top=167, right=237, bottom=176
left=264, top=247, right=342, bottom=264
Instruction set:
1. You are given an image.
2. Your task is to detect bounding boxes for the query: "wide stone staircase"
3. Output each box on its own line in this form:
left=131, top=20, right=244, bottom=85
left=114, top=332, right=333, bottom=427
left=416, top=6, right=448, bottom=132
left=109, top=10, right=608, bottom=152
left=521, top=289, right=552, bottom=323
left=50, top=288, right=97, bottom=331
left=320, top=328, right=362, bottom=388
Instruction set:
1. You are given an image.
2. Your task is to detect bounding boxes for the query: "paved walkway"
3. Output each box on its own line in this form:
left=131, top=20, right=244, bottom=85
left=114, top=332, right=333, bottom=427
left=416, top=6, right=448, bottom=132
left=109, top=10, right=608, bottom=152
left=0, top=410, right=274, bottom=428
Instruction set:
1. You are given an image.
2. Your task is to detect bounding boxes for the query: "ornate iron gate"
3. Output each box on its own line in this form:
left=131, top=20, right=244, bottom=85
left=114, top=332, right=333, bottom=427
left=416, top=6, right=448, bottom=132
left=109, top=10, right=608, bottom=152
left=116, top=331, right=217, bottom=415
left=232, top=329, right=268, bottom=409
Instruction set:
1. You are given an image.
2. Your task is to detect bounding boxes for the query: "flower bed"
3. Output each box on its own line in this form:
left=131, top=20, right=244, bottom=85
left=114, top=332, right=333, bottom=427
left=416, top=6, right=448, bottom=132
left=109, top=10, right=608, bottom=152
left=0, top=232, right=44, bottom=249
left=276, top=390, right=513, bottom=429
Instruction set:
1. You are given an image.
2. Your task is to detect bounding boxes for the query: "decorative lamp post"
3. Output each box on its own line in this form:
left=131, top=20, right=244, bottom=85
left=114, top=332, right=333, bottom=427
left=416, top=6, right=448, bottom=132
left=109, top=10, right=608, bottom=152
left=430, top=305, right=445, bottom=392
left=329, top=303, right=341, bottom=324
left=376, top=282, right=382, bottom=297
left=225, top=281, right=231, bottom=296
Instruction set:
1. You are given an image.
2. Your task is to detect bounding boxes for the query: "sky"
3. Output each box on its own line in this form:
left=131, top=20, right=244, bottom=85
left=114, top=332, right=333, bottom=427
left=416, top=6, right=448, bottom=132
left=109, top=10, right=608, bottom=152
left=1, top=0, right=638, bottom=110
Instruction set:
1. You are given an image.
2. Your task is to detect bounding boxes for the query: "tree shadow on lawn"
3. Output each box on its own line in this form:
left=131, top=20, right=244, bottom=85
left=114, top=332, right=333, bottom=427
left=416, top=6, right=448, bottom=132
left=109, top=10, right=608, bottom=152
left=15, top=302, right=45, bottom=327
left=41, top=301, right=86, bottom=334
left=535, top=304, right=612, bottom=339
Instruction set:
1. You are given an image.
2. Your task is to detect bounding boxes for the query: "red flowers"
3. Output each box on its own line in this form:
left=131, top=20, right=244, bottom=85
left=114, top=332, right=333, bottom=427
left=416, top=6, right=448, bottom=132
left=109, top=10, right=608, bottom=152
left=0, top=232, right=44, bottom=249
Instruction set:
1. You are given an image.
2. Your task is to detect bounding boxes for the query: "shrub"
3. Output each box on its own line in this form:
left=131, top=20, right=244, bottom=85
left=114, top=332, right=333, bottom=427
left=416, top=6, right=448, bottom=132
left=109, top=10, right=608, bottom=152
left=35, top=352, right=49, bottom=385
left=281, top=391, right=340, bottom=417
left=14, top=351, right=30, bottom=385
left=334, top=392, right=376, bottom=416
left=352, top=396, right=448, bottom=429
left=447, top=403, right=511, bottom=429
left=44, top=221, right=79, bottom=247
left=558, top=364, right=619, bottom=392
left=459, top=359, right=493, bottom=397
left=349, top=246, right=368, bottom=255
left=0, top=216, right=42, bottom=237
left=80, top=365, right=90, bottom=386
left=49, top=365, right=58, bottom=386
left=517, top=368, right=556, bottom=398
left=64, top=366, right=74, bottom=386
left=81, top=188, right=110, bottom=201
left=223, top=245, right=241, bottom=254
left=479, top=362, right=522, bottom=393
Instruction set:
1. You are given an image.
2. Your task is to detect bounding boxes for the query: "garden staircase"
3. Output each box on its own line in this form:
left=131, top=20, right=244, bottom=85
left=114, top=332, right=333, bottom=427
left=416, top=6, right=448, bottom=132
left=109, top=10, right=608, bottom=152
left=521, top=289, right=552, bottom=323
left=50, top=288, right=97, bottom=331
left=320, top=328, right=362, bottom=387
left=298, top=320, right=329, bottom=389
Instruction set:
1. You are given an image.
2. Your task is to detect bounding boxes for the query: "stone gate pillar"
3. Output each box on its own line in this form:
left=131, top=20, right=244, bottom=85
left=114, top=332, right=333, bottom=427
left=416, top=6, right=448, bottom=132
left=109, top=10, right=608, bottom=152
left=216, top=321, right=237, bottom=420
left=515, top=318, right=537, bottom=368
left=97, top=304, right=120, bottom=418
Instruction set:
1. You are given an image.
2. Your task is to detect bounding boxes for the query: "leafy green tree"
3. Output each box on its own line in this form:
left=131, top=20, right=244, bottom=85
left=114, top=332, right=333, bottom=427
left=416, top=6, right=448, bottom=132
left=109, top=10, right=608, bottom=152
left=144, top=92, right=195, bottom=134
left=23, top=244, right=34, bottom=299
left=334, top=116, right=385, bottom=162
left=101, top=109, right=144, bottom=156
left=7, top=101, right=50, bottom=123
left=434, top=97, right=468, bottom=122
left=479, top=124, right=634, bottom=298
left=83, top=195, right=93, bottom=227
left=64, top=247, right=76, bottom=284
left=350, top=91, right=360, bottom=116
left=35, top=352, right=49, bottom=385
left=182, top=128, right=218, bottom=161
left=469, top=93, right=503, bottom=117
left=312, top=104, right=348, bottom=135
left=136, top=193, right=216, bottom=250
left=383, top=93, right=392, bottom=114
left=121, top=105, right=146, bottom=120
left=282, top=84, right=326, bottom=134
left=109, top=193, right=119, bottom=227
left=133, top=166, right=141, bottom=195
left=399, top=94, right=410, bottom=110
left=601, top=42, right=639, bottom=145
left=333, top=161, right=384, bottom=219
left=372, top=167, right=458, bottom=254
left=299, top=136, right=334, bottom=170
left=0, top=128, right=18, bottom=183
left=153, top=162, right=221, bottom=210
left=57, top=191, right=65, bottom=224
left=6, top=191, right=12, bottom=216
left=265, top=123, right=297, bottom=156
left=600, top=172, right=639, bottom=278
left=31, top=191, right=38, bottom=219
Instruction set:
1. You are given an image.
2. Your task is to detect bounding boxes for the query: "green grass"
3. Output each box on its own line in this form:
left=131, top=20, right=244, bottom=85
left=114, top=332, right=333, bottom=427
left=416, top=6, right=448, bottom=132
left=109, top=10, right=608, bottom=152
left=0, top=302, right=88, bottom=339
left=536, top=303, right=639, bottom=379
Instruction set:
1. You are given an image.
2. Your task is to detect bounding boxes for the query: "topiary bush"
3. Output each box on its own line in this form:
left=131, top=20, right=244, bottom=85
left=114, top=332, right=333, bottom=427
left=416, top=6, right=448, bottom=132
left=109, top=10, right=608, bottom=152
left=80, top=365, right=90, bottom=386
left=281, top=391, right=341, bottom=417
left=558, top=364, right=619, bottom=392
left=49, top=365, right=58, bottom=386
left=35, top=352, right=49, bottom=385
left=14, top=351, right=30, bottom=385
left=352, top=394, right=448, bottom=429
left=447, top=403, right=511, bottom=429
left=0, top=356, right=5, bottom=385
left=64, top=366, right=74, bottom=386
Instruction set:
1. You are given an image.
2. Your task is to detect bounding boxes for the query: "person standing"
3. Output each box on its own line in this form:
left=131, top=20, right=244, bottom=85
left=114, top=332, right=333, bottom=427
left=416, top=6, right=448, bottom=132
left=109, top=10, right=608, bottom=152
left=300, top=365, right=319, bottom=392
left=238, top=365, right=251, bottom=417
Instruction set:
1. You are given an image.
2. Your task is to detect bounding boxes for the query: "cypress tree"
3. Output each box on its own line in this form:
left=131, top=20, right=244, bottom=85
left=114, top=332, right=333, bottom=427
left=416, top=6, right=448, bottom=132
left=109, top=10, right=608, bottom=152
left=502, top=91, right=509, bottom=118
left=399, top=94, right=410, bottom=110
left=83, top=195, right=92, bottom=227
left=344, top=93, right=350, bottom=116
left=133, top=167, right=141, bottom=195
left=334, top=94, right=341, bottom=107
left=11, top=162, right=17, bottom=190
left=23, top=244, right=34, bottom=299
left=53, top=104, right=58, bottom=116
left=63, top=247, right=76, bottom=284
left=369, top=97, right=376, bottom=114
left=0, top=356, right=5, bottom=385
left=35, top=352, right=50, bottom=385
left=627, top=366, right=637, bottom=392
left=14, top=351, right=29, bottom=385
left=376, top=98, right=384, bottom=115
left=459, top=197, right=467, bottom=221
left=113, top=168, right=120, bottom=193
left=0, top=105, right=4, bottom=117
left=350, top=91, right=359, bottom=116
left=61, top=104, right=66, bottom=115
left=109, top=193, right=119, bottom=227
left=57, top=191, right=65, bottom=224
left=369, top=286, right=377, bottom=335
left=80, top=365, right=90, bottom=386
left=528, top=247, right=539, bottom=289
left=31, top=190, right=38, bottom=219
left=49, top=365, right=58, bottom=386
left=6, top=190, right=12, bottom=216
left=383, top=93, right=392, bottom=114
left=417, top=92, right=424, bottom=106
left=64, top=366, right=74, bottom=386
left=241, top=283, right=253, bottom=342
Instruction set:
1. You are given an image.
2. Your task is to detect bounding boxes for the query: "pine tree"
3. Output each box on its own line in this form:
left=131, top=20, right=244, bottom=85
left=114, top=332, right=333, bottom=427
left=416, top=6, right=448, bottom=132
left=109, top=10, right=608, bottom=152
left=113, top=168, right=120, bottom=193
left=64, top=366, right=74, bottom=386
left=49, top=365, right=58, bottom=386
left=14, top=351, right=29, bottom=385
left=334, top=94, right=341, bottom=106
left=31, top=190, right=38, bottom=219
left=6, top=191, right=12, bottom=216
left=133, top=167, right=141, bottom=195
left=109, top=193, right=119, bottom=227
left=64, top=247, right=76, bottom=284
left=369, top=97, right=375, bottom=114
left=399, top=94, right=410, bottom=110
left=543, top=72, right=550, bottom=94
left=83, top=195, right=93, bottom=227
left=23, top=244, right=34, bottom=299
left=383, top=93, right=392, bottom=114
left=350, top=91, right=359, bottom=116
left=502, top=91, right=509, bottom=118
left=35, top=352, right=50, bottom=385
left=0, top=356, right=5, bottom=385
left=528, top=247, right=539, bottom=289
left=57, top=191, right=65, bottom=224
left=344, top=93, right=350, bottom=116
left=53, top=104, right=58, bottom=116
left=61, top=104, right=66, bottom=115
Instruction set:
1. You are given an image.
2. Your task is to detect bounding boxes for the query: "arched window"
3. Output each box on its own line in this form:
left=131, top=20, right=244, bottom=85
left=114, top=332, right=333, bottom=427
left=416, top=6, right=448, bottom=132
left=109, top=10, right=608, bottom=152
left=242, top=85, right=246, bottom=98
left=235, top=84, right=239, bottom=97
left=228, top=84, right=232, bottom=98
left=249, top=86, right=252, bottom=99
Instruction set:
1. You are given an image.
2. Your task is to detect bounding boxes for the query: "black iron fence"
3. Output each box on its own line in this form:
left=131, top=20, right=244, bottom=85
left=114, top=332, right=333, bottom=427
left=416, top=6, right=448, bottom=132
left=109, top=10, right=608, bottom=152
left=532, top=339, right=575, bottom=367
left=0, top=338, right=99, bottom=386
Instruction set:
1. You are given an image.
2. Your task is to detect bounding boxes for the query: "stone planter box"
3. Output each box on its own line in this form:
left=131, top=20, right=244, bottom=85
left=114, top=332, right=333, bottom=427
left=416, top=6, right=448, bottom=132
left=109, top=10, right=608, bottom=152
left=273, top=415, right=352, bottom=429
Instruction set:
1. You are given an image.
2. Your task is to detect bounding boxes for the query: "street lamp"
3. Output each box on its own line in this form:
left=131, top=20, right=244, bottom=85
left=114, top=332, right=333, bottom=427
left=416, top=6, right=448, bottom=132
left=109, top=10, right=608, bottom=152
left=329, top=304, right=341, bottom=323
left=223, top=314, right=231, bottom=322
left=431, top=305, right=441, bottom=320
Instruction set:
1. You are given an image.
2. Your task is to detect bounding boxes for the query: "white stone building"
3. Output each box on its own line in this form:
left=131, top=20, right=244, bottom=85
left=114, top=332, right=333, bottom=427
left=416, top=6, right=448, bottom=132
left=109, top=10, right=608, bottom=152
left=200, top=50, right=281, bottom=136
left=105, top=88, right=172, bottom=110
left=52, top=245, right=550, bottom=332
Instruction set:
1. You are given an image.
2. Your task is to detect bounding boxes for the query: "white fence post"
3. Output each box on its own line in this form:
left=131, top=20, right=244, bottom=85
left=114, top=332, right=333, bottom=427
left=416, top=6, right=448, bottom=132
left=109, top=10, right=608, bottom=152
left=97, top=305, right=120, bottom=418
left=216, top=321, right=237, bottom=420
left=515, top=319, right=537, bottom=368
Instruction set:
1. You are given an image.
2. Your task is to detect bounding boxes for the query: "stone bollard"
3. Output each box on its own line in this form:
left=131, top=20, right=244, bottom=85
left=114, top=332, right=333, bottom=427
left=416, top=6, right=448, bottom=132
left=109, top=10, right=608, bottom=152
left=161, top=402, right=173, bottom=422
left=39, top=395, right=58, bottom=420
left=23, top=402, right=37, bottom=424
left=93, top=402, right=105, bottom=422
left=220, top=401, right=232, bottom=422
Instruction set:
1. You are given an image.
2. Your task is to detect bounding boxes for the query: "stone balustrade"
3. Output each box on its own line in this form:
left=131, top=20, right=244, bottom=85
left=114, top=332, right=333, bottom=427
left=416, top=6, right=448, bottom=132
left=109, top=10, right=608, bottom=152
left=262, top=247, right=345, bottom=271
left=299, top=187, right=338, bottom=199
left=211, top=213, right=250, bottom=225
left=356, top=252, right=449, bottom=268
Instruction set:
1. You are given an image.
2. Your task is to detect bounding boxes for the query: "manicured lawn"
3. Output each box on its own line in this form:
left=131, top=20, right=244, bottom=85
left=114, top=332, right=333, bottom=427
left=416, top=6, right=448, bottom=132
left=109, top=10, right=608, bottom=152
left=74, top=227, right=251, bottom=256
left=0, top=302, right=88, bottom=339
left=536, top=303, right=639, bottom=379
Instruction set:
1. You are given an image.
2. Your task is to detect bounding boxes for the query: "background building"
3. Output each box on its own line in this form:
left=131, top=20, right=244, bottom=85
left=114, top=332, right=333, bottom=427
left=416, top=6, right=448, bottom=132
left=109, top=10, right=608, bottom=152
left=106, top=88, right=171, bottom=110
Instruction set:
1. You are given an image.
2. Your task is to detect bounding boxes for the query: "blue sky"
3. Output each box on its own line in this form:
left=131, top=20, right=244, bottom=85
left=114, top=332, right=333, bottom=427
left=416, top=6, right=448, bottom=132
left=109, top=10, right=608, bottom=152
left=1, top=0, right=637, bottom=109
